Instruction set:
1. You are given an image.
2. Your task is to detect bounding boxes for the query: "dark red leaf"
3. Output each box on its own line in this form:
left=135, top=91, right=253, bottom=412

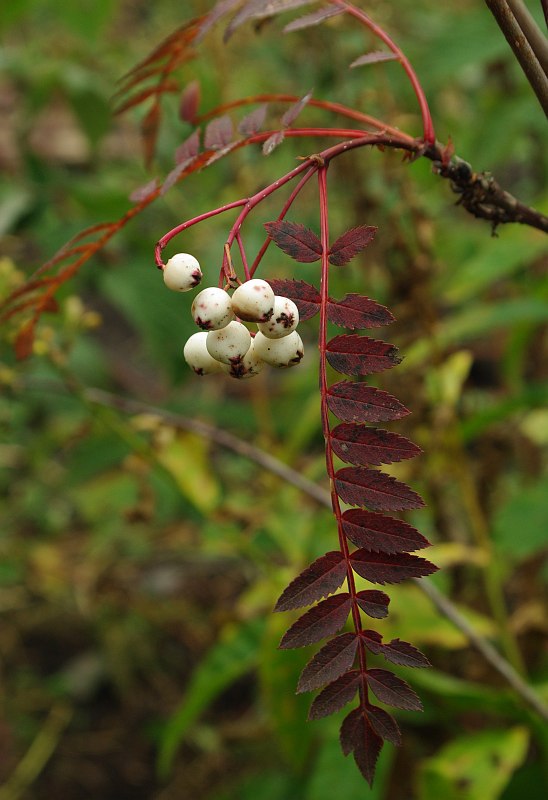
left=281, top=89, right=313, bottom=126
left=351, top=550, right=438, bottom=585
left=353, top=717, right=383, bottom=786
left=284, top=5, right=343, bottom=32
left=327, top=382, right=409, bottom=424
left=264, top=221, right=322, bottom=263
left=381, top=639, right=431, bottom=669
left=263, top=130, right=285, bottom=155
left=340, top=707, right=385, bottom=785
left=350, top=51, right=399, bottom=69
left=361, top=629, right=383, bottom=654
left=327, top=294, right=394, bottom=329
left=279, top=594, right=352, bottom=649
left=342, top=509, right=430, bottom=554
left=366, top=668, right=423, bottom=711
left=266, top=279, right=320, bottom=320
left=364, top=705, right=402, bottom=746
left=175, top=129, right=201, bottom=164
left=335, top=467, right=425, bottom=511
left=308, top=670, right=361, bottom=720
left=274, top=551, right=347, bottom=612
left=331, top=425, right=422, bottom=467
left=328, top=225, right=377, bottom=266
left=326, top=335, right=401, bottom=376
left=340, top=707, right=361, bottom=756
left=204, top=115, right=234, bottom=149
left=356, top=589, right=390, bottom=619
left=129, top=178, right=159, bottom=203
left=179, top=80, right=200, bottom=123
left=297, top=633, right=358, bottom=693
left=238, top=104, right=268, bottom=136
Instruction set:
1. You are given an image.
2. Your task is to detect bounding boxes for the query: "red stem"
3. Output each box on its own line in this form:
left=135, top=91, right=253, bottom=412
left=236, top=232, right=250, bottom=281
left=249, top=166, right=317, bottom=277
left=196, top=93, right=406, bottom=139
left=331, top=0, right=436, bottom=145
left=317, top=167, right=369, bottom=707
left=156, top=129, right=415, bottom=271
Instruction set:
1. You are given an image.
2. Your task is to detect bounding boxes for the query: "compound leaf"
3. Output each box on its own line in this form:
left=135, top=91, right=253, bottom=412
left=284, top=5, right=343, bottom=32
left=326, top=335, right=402, bottom=376
left=204, top=115, right=234, bottom=149
left=264, top=220, right=322, bottom=262
left=350, top=550, right=438, bottom=584
left=327, top=382, right=410, bottom=423
left=179, top=80, right=200, bottom=123
left=238, top=104, right=268, bottom=135
left=279, top=594, right=352, bottom=649
left=281, top=89, right=313, bottom=126
left=364, top=705, right=402, bottom=746
left=308, top=670, right=361, bottom=720
left=331, top=424, right=422, bottom=467
left=350, top=51, right=399, bottom=69
left=327, top=294, right=394, bottom=329
left=266, top=278, right=320, bottom=320
left=366, top=668, right=423, bottom=711
left=381, top=638, right=431, bottom=669
left=356, top=589, right=390, bottom=619
left=335, top=467, right=425, bottom=511
left=297, top=633, right=359, bottom=693
left=328, top=225, right=377, bottom=266
left=342, top=509, right=430, bottom=553
left=274, top=551, right=347, bottom=612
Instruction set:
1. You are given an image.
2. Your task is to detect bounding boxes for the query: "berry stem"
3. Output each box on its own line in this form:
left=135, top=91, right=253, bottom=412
left=317, top=166, right=369, bottom=708
left=249, top=166, right=317, bottom=277
left=236, top=232, right=251, bottom=281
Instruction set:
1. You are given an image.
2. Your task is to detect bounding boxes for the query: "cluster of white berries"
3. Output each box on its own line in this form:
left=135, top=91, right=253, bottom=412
left=162, top=253, right=304, bottom=379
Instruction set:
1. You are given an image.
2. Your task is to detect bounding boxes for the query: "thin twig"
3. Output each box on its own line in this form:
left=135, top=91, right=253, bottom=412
left=507, top=0, right=548, bottom=73
left=22, top=379, right=548, bottom=722
left=485, top=0, right=548, bottom=116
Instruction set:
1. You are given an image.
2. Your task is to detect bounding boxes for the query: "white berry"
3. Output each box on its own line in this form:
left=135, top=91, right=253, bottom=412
left=163, top=253, right=202, bottom=292
left=253, top=330, right=304, bottom=368
left=222, top=341, right=265, bottom=379
left=206, top=321, right=251, bottom=364
left=191, top=287, right=234, bottom=330
left=183, top=332, right=224, bottom=375
left=257, top=296, right=299, bottom=339
left=231, top=279, right=275, bottom=322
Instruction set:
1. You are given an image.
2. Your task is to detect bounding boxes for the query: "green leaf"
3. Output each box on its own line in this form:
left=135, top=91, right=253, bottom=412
left=156, top=432, right=220, bottom=514
left=439, top=233, right=547, bottom=304
left=158, top=618, right=264, bottom=778
left=418, top=727, right=529, bottom=800
left=493, top=479, right=548, bottom=560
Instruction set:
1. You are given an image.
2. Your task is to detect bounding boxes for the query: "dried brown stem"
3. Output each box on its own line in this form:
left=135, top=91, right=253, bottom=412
left=425, top=146, right=548, bottom=233
left=485, top=0, right=548, bottom=116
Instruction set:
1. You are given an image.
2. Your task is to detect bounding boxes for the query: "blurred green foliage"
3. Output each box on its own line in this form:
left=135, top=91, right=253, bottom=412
left=1, top=1, right=547, bottom=798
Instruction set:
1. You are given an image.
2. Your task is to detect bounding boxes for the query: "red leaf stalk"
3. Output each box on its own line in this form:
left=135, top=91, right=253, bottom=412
left=317, top=166, right=369, bottom=710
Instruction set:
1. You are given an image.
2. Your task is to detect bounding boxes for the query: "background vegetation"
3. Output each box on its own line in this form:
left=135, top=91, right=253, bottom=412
left=0, top=1, right=547, bottom=798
